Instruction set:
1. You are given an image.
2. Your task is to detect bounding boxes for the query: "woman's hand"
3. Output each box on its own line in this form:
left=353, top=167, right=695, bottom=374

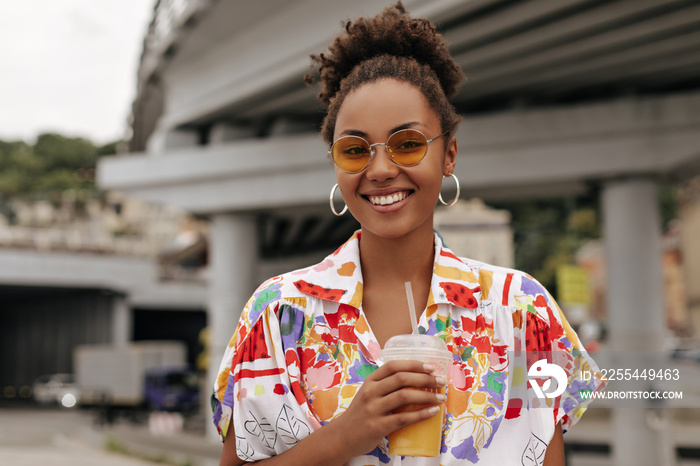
left=328, top=359, right=446, bottom=458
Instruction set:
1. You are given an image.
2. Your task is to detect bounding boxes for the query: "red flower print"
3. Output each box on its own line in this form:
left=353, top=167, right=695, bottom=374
left=533, top=295, right=548, bottom=308
left=294, top=280, right=346, bottom=302
left=439, top=282, right=481, bottom=309
left=526, top=312, right=552, bottom=363
left=320, top=332, right=336, bottom=346
left=470, top=335, right=492, bottom=353
left=233, top=317, right=271, bottom=367
left=300, top=347, right=318, bottom=370
left=531, top=294, right=565, bottom=343
left=285, top=351, right=307, bottom=407
left=440, top=249, right=461, bottom=262
left=505, top=398, right=523, bottom=419
left=461, top=313, right=492, bottom=334
left=324, top=304, right=358, bottom=344
left=273, top=384, right=286, bottom=395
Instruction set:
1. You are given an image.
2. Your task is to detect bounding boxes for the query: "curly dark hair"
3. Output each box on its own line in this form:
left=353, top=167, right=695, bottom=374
left=305, top=2, right=465, bottom=144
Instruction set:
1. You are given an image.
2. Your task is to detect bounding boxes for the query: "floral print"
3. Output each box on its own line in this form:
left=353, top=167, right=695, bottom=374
left=212, top=231, right=604, bottom=465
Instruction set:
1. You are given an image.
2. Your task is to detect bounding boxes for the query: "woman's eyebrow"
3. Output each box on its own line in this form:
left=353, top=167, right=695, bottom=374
left=338, top=129, right=369, bottom=138
left=390, top=121, right=422, bottom=133
left=338, top=121, right=424, bottom=139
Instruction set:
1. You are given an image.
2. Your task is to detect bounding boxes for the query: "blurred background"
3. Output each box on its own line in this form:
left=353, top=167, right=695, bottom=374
left=1, top=1, right=700, bottom=465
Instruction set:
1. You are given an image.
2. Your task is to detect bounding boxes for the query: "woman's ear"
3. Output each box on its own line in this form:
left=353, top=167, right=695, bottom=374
left=443, top=135, right=458, bottom=176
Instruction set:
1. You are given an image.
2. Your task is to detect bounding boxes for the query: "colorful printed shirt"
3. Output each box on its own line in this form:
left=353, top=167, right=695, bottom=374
left=212, top=231, right=604, bottom=465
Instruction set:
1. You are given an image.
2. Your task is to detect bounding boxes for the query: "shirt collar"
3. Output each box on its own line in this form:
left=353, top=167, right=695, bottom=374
left=292, top=231, right=482, bottom=311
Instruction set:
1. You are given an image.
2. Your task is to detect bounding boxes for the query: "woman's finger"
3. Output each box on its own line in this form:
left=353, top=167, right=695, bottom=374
left=367, top=359, right=433, bottom=381
left=380, top=386, right=447, bottom=414
left=370, top=369, right=446, bottom=399
left=385, top=405, right=442, bottom=430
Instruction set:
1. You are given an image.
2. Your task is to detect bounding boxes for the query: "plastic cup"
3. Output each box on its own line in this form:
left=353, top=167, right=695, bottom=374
left=380, top=334, right=452, bottom=457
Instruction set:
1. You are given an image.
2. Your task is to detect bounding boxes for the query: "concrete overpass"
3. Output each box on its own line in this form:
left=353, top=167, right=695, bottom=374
left=98, top=0, right=700, bottom=463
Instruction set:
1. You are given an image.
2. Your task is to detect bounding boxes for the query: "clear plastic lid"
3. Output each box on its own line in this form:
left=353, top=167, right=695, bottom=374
left=380, top=334, right=451, bottom=359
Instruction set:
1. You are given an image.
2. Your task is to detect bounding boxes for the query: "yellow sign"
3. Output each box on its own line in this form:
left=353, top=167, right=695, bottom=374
left=556, top=265, right=590, bottom=305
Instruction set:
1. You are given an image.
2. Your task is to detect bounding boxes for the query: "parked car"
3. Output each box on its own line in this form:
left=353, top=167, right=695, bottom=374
left=32, top=373, right=80, bottom=408
left=144, top=367, right=200, bottom=412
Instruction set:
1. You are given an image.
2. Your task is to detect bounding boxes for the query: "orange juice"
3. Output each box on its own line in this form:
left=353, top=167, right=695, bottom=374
left=388, top=387, right=445, bottom=456
left=380, top=334, right=451, bottom=457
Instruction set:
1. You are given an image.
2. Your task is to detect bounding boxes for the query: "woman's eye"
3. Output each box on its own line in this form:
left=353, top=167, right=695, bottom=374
left=396, top=140, right=423, bottom=150
left=344, top=145, right=369, bottom=155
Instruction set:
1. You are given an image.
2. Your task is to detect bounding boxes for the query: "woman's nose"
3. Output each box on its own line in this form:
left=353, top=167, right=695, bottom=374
left=365, top=144, right=399, bottom=181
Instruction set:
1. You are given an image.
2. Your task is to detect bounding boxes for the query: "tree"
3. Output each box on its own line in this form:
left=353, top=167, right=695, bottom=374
left=490, top=196, right=601, bottom=294
left=33, top=133, right=97, bottom=172
left=0, top=133, right=122, bottom=202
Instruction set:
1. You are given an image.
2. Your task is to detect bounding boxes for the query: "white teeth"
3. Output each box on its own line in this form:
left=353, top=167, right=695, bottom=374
left=369, top=191, right=408, bottom=206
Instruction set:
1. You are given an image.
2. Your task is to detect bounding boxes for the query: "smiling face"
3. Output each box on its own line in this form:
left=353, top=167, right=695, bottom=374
left=333, top=78, right=457, bottom=242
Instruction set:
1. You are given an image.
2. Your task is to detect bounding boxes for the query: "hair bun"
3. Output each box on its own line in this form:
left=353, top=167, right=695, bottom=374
left=306, top=2, right=464, bottom=106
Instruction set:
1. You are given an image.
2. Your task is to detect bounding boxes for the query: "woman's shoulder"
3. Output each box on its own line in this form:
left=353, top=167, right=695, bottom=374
left=245, top=247, right=355, bottom=315
left=249, top=234, right=363, bottom=314
left=247, top=263, right=319, bottom=309
left=449, top=254, right=554, bottom=309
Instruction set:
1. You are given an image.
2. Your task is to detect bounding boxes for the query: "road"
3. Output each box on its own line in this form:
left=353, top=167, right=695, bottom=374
left=0, top=405, right=156, bottom=466
left=1, top=402, right=697, bottom=466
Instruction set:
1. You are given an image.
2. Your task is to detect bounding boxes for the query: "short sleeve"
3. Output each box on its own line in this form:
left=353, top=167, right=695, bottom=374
left=211, top=283, right=315, bottom=461
left=519, top=274, right=606, bottom=433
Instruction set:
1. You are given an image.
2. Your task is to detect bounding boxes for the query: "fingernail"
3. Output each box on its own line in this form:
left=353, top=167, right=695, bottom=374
left=427, top=406, right=440, bottom=415
left=435, top=376, right=447, bottom=386
left=436, top=393, right=447, bottom=402
left=423, top=364, right=436, bottom=372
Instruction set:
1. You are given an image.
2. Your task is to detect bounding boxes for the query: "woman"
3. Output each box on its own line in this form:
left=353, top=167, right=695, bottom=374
left=213, top=4, right=603, bottom=465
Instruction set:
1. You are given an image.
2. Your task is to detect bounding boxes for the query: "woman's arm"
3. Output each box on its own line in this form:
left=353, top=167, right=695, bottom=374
left=543, top=422, right=565, bottom=466
left=220, top=413, right=351, bottom=466
left=219, top=360, right=446, bottom=465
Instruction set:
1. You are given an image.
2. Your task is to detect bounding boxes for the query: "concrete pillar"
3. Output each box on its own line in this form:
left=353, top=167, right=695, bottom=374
left=206, top=213, right=258, bottom=440
left=601, top=178, right=674, bottom=466
left=111, top=294, right=131, bottom=347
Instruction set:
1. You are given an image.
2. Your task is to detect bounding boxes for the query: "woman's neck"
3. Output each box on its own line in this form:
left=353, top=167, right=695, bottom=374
left=358, top=226, right=436, bottom=295
left=357, top=226, right=436, bottom=346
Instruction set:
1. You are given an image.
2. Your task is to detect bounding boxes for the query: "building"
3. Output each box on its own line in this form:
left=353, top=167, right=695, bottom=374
left=434, top=198, right=514, bottom=268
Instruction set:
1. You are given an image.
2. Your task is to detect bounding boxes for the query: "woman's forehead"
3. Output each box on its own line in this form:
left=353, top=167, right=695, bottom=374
left=334, top=79, right=438, bottom=138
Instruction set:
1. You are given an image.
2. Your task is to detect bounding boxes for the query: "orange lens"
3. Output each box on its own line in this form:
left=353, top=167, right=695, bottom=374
left=387, top=129, right=428, bottom=166
left=331, top=136, right=371, bottom=173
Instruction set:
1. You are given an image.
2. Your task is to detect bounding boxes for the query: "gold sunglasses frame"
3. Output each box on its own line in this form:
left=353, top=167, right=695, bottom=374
left=329, top=129, right=448, bottom=173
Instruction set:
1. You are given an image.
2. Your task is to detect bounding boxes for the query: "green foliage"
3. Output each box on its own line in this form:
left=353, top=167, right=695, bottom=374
left=0, top=133, right=122, bottom=201
left=659, top=184, right=678, bottom=229
left=567, top=208, right=599, bottom=238
left=490, top=196, right=601, bottom=293
left=97, top=140, right=120, bottom=156
left=34, top=133, right=96, bottom=171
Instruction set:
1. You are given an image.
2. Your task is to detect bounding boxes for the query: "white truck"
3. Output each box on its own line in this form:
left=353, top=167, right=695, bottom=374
left=74, top=341, right=198, bottom=411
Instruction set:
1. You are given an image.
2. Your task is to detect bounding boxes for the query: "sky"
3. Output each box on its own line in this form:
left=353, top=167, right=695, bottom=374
left=0, top=0, right=154, bottom=145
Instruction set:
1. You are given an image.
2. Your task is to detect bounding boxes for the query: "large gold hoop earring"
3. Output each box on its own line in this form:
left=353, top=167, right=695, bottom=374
left=439, top=174, right=460, bottom=207
left=329, top=183, right=348, bottom=216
